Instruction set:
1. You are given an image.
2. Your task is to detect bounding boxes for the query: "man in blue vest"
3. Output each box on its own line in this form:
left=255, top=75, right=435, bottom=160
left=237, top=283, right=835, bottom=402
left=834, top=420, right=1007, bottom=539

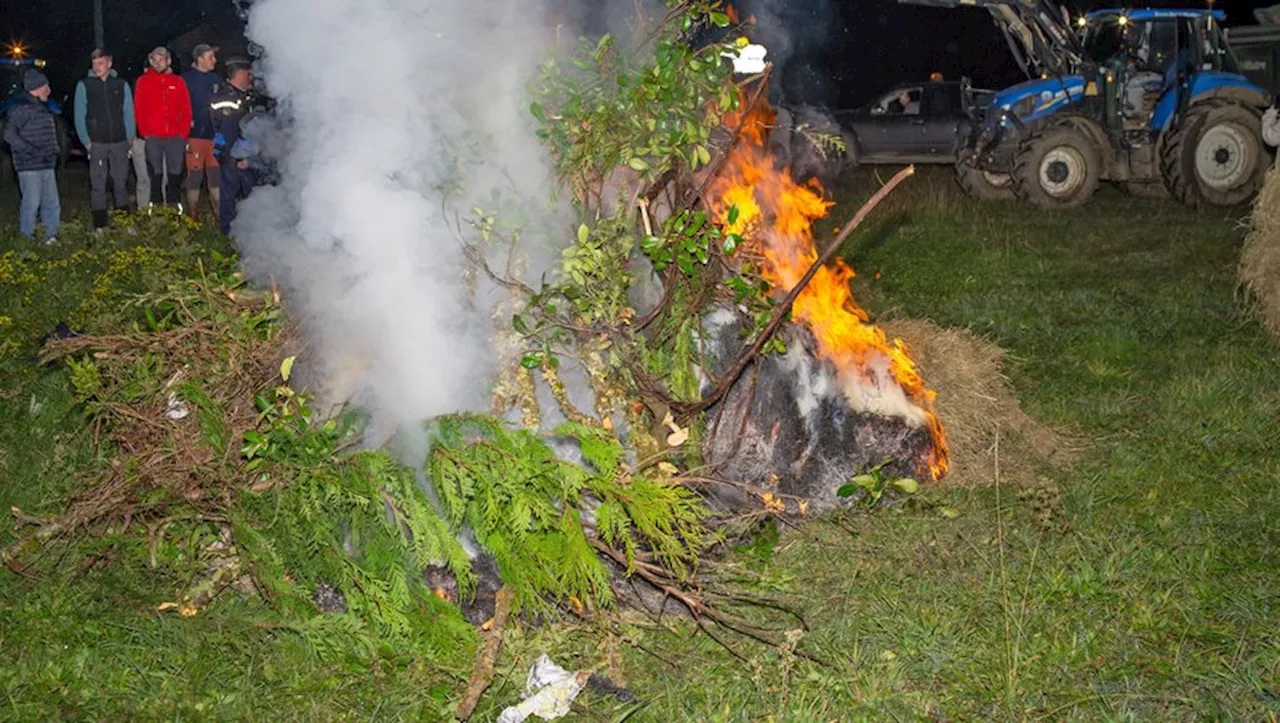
left=210, top=58, right=255, bottom=235
left=74, top=48, right=136, bottom=229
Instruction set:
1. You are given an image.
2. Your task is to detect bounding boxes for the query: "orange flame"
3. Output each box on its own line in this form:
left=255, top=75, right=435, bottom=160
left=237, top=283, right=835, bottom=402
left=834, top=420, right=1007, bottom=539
left=709, top=101, right=949, bottom=480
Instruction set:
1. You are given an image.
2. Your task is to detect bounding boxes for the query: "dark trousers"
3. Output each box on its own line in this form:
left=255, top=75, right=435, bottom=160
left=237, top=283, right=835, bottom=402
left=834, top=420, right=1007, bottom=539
left=219, top=161, right=256, bottom=235
left=88, top=140, right=130, bottom=226
left=144, top=136, right=185, bottom=208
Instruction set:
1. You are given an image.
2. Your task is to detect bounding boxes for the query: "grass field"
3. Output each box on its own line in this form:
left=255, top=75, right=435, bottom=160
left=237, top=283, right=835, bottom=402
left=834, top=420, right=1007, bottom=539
left=0, top=165, right=1276, bottom=720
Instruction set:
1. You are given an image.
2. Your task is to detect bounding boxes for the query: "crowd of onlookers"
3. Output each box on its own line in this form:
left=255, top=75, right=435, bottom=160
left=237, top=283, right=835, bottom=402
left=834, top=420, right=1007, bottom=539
left=3, top=44, right=261, bottom=242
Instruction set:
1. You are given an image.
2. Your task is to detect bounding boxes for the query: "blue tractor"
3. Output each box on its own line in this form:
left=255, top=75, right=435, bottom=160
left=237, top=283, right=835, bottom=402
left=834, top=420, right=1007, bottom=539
left=0, top=57, right=72, bottom=184
left=902, top=0, right=1275, bottom=209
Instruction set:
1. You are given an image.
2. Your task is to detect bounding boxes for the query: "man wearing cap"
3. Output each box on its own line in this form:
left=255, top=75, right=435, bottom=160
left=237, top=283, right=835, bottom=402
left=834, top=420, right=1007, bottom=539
left=182, top=44, right=222, bottom=221
left=210, top=58, right=256, bottom=235
left=134, top=46, right=192, bottom=211
left=3, top=70, right=61, bottom=242
left=74, top=48, right=136, bottom=229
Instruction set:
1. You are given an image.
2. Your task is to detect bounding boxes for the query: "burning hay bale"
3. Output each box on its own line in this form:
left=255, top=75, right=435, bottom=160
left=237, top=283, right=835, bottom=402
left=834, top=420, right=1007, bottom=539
left=703, top=311, right=937, bottom=512
left=1242, top=166, right=1280, bottom=340
left=881, top=319, right=1077, bottom=487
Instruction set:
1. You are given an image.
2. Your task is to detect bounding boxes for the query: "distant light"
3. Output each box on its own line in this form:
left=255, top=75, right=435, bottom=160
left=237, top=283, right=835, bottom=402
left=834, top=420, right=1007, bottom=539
left=1077, top=17, right=1087, bottom=28
left=8, top=43, right=27, bottom=58
left=1117, top=15, right=1129, bottom=26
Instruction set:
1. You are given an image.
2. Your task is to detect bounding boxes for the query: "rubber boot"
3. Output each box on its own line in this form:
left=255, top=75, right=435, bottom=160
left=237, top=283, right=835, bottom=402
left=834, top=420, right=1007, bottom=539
left=166, top=174, right=184, bottom=210
left=150, top=173, right=166, bottom=206
left=186, top=189, right=200, bottom=219
left=208, top=187, right=222, bottom=224
left=91, top=209, right=109, bottom=230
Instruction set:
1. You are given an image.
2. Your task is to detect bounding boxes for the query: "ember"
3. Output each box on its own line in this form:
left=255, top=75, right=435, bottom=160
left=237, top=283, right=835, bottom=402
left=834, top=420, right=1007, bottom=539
left=707, top=98, right=949, bottom=484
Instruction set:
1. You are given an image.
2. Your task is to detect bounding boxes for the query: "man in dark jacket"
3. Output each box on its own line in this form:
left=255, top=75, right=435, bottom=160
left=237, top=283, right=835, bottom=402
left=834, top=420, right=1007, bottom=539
left=74, top=48, right=136, bottom=229
left=211, top=59, right=255, bottom=235
left=182, top=44, right=221, bottom=221
left=3, top=71, right=61, bottom=242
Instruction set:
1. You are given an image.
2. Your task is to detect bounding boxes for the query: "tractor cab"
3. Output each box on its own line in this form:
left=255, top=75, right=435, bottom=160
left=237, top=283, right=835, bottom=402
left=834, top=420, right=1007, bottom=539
left=1081, top=10, right=1245, bottom=134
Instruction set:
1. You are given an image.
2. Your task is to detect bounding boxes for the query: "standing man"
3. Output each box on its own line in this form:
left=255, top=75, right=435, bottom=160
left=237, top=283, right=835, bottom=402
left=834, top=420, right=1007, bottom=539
left=134, top=46, right=191, bottom=211
left=3, top=71, right=61, bottom=243
left=211, top=58, right=255, bottom=235
left=182, top=44, right=221, bottom=221
left=74, top=48, right=136, bottom=229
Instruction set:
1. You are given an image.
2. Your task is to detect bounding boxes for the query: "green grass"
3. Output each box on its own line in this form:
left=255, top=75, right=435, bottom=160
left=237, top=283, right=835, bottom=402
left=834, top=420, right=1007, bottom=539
left=1, top=166, right=1277, bottom=720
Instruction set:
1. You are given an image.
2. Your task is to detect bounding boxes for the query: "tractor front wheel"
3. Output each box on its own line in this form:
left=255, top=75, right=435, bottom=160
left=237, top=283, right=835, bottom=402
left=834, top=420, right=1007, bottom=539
left=1162, top=102, right=1268, bottom=208
left=955, top=149, right=1014, bottom=201
left=1012, top=126, right=1101, bottom=210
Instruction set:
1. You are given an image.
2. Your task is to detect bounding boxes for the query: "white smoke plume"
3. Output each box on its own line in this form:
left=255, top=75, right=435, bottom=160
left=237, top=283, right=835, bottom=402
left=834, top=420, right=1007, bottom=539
left=231, top=0, right=590, bottom=438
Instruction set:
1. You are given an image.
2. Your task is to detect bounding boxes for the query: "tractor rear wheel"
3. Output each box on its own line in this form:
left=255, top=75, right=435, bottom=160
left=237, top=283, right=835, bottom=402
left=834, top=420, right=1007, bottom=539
left=1011, top=126, right=1101, bottom=210
left=955, top=149, right=1014, bottom=201
left=1162, top=102, right=1268, bottom=208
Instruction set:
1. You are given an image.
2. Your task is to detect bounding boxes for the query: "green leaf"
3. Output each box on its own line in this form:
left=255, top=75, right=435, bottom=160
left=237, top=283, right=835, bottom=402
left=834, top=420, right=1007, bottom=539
left=836, top=484, right=857, bottom=498
left=696, top=145, right=711, bottom=166
left=520, top=354, right=542, bottom=370
left=853, top=474, right=877, bottom=489
left=627, top=157, right=651, bottom=172
left=529, top=102, right=546, bottom=123
left=727, top=205, right=740, bottom=225
left=577, top=223, right=590, bottom=245
left=890, top=478, right=920, bottom=495
left=939, top=507, right=962, bottom=519
left=280, top=356, right=296, bottom=383
left=512, top=315, right=530, bottom=335
left=722, top=235, right=738, bottom=256
left=710, top=11, right=731, bottom=27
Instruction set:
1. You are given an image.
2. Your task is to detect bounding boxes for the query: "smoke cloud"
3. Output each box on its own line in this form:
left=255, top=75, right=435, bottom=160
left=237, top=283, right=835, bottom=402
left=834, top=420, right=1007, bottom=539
left=233, top=0, right=582, bottom=437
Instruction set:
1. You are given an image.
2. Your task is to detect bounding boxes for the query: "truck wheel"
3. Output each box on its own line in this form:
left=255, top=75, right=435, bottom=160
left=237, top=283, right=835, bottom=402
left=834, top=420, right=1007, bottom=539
left=1012, top=126, right=1101, bottom=209
left=1161, top=102, right=1268, bottom=208
left=955, top=149, right=1014, bottom=201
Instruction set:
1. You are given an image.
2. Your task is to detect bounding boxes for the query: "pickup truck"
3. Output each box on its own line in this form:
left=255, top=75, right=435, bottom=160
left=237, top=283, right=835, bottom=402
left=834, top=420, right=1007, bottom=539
left=831, top=79, right=1014, bottom=198
left=837, top=79, right=995, bottom=165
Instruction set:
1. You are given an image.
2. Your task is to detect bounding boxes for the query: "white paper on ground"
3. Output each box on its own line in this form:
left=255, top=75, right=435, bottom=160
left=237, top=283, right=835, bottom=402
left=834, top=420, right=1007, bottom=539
left=496, top=654, right=591, bottom=723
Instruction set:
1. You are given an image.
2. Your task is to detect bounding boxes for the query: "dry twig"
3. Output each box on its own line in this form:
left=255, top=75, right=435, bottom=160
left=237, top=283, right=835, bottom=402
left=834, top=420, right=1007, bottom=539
left=457, top=586, right=514, bottom=720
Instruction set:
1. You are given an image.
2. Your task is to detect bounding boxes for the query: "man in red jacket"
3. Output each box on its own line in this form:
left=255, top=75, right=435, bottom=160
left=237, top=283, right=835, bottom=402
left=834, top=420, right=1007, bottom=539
left=134, top=46, right=191, bottom=210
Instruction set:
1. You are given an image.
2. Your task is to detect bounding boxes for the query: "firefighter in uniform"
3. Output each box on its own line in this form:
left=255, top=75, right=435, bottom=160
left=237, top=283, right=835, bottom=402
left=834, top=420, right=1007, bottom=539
left=209, top=58, right=255, bottom=235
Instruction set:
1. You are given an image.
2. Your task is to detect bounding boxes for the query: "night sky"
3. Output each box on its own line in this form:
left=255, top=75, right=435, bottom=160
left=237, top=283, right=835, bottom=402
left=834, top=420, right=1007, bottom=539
left=2, top=0, right=1277, bottom=110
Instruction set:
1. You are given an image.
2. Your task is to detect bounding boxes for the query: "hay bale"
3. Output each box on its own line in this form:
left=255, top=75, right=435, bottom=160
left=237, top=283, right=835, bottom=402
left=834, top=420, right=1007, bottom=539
left=882, top=320, right=1078, bottom=487
left=1242, top=166, right=1280, bottom=340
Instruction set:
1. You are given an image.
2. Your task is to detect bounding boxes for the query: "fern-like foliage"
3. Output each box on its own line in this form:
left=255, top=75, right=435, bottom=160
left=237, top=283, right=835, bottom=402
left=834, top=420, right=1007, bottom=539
left=427, top=414, right=706, bottom=612
left=234, top=411, right=476, bottom=659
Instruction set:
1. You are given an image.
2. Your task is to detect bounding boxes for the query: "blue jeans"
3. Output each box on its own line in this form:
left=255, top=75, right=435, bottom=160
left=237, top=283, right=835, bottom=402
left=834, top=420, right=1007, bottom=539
left=18, top=169, right=61, bottom=240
